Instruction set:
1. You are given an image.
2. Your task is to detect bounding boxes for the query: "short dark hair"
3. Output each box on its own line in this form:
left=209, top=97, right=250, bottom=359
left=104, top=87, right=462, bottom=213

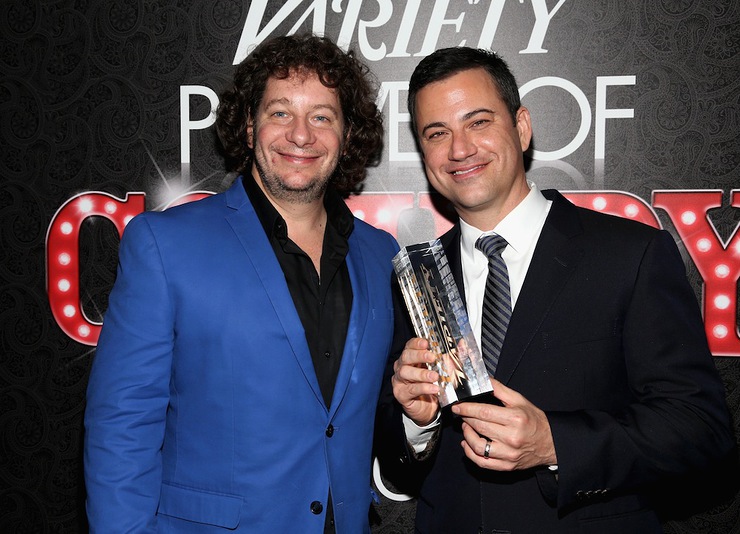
left=408, top=47, right=521, bottom=134
left=216, top=34, right=383, bottom=194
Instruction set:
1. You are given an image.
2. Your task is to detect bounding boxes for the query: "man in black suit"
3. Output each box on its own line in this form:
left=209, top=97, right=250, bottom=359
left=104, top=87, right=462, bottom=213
left=376, top=47, right=734, bottom=533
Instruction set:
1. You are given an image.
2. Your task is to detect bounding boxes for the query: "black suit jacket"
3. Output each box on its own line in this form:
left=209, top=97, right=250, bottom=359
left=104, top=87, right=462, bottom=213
left=376, top=190, right=734, bottom=534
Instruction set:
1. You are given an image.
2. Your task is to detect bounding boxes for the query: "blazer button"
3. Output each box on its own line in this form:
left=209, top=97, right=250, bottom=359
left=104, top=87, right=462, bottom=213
left=310, top=501, right=323, bottom=514
left=326, top=424, right=334, bottom=437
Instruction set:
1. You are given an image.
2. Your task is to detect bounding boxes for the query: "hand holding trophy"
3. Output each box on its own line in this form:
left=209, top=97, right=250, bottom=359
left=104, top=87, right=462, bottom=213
left=393, top=240, right=492, bottom=407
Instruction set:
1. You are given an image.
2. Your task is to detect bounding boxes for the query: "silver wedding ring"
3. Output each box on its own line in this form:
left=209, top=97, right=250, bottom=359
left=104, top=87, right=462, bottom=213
left=483, top=441, right=491, bottom=458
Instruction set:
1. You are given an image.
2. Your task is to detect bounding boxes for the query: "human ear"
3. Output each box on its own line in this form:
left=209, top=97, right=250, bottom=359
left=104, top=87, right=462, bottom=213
left=515, top=107, right=532, bottom=152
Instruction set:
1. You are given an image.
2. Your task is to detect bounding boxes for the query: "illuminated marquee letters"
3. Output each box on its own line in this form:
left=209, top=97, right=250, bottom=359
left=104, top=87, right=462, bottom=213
left=46, top=190, right=740, bottom=355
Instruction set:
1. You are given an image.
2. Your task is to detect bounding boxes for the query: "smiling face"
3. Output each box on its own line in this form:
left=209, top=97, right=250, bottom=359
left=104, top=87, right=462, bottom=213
left=414, top=68, right=533, bottom=230
left=248, top=71, right=345, bottom=205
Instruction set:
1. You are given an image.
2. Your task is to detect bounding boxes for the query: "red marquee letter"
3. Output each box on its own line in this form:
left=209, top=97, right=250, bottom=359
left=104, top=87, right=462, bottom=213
left=653, top=190, right=740, bottom=356
left=562, top=191, right=661, bottom=228
left=345, top=193, right=416, bottom=236
left=46, top=193, right=146, bottom=345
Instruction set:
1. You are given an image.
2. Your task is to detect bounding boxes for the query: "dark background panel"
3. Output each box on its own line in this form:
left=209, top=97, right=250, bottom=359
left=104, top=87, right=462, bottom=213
left=1, top=1, right=738, bottom=532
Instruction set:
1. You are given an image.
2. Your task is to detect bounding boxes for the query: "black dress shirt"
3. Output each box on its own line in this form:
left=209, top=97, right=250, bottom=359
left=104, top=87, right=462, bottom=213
left=243, top=176, right=354, bottom=408
left=244, top=176, right=354, bottom=533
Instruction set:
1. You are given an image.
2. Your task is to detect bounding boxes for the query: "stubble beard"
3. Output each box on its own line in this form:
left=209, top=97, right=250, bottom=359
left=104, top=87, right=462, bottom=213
left=253, top=156, right=333, bottom=205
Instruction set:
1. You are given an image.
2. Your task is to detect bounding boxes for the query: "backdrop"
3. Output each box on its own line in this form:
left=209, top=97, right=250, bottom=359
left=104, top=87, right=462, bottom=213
left=2, top=1, right=739, bottom=532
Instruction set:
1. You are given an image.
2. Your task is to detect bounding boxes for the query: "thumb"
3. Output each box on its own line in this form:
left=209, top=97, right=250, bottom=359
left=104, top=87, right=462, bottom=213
left=491, top=378, right=517, bottom=406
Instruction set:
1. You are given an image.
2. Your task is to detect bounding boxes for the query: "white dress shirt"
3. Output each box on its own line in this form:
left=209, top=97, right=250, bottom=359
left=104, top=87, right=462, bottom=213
left=404, top=183, right=552, bottom=452
left=460, top=183, right=552, bottom=351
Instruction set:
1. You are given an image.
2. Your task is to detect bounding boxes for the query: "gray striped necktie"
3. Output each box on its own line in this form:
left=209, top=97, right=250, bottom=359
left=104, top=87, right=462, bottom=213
left=475, top=234, right=512, bottom=377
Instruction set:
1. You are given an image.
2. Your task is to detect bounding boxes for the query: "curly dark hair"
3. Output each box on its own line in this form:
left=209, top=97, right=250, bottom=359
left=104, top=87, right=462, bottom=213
left=216, top=33, right=383, bottom=194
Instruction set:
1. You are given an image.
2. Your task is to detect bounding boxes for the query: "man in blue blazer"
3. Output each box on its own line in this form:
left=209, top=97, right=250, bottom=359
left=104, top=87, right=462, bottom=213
left=376, top=47, right=734, bottom=533
left=84, top=34, right=398, bottom=533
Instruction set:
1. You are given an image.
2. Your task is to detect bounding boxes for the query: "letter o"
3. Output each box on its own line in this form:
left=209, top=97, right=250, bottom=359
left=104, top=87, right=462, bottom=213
left=519, top=77, right=591, bottom=161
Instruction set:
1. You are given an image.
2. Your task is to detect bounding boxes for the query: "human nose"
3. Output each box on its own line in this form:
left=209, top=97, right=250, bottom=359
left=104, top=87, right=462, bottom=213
left=448, top=130, right=476, bottom=161
left=285, top=116, right=315, bottom=147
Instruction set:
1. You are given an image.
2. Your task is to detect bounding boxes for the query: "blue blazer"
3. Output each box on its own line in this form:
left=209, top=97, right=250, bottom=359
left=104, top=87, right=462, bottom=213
left=84, top=176, right=399, bottom=533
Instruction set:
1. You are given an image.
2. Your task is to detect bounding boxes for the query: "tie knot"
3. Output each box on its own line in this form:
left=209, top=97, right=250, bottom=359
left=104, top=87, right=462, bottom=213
left=476, top=234, right=508, bottom=259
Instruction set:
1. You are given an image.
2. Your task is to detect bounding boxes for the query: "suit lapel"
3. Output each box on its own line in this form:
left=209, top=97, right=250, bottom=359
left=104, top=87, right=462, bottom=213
left=495, top=191, right=584, bottom=383
left=223, top=177, right=326, bottom=408
left=440, top=225, right=465, bottom=308
left=328, top=230, right=369, bottom=417
left=441, top=192, right=584, bottom=385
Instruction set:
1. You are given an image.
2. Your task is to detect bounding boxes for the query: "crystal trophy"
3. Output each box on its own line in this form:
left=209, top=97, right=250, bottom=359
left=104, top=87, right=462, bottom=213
left=392, top=239, right=493, bottom=407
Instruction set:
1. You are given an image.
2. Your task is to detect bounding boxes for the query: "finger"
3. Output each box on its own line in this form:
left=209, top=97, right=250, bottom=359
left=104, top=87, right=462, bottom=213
left=490, top=378, right=524, bottom=407
left=461, top=421, right=492, bottom=455
left=393, top=357, right=439, bottom=384
left=452, top=400, right=501, bottom=424
left=406, top=350, right=437, bottom=369
left=393, top=356, right=425, bottom=379
left=392, top=373, right=440, bottom=399
left=460, top=420, right=505, bottom=458
left=391, top=361, right=442, bottom=406
left=461, top=437, right=519, bottom=471
left=460, top=439, right=496, bottom=469
left=397, top=346, right=436, bottom=370
left=405, top=337, right=429, bottom=351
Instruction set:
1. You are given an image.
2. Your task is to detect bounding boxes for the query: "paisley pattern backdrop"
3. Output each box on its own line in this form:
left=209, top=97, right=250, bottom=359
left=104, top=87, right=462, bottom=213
left=2, top=1, right=739, bottom=532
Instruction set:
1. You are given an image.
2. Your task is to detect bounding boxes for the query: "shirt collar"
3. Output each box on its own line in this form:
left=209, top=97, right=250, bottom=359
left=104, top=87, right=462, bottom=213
left=460, top=181, right=549, bottom=257
left=242, top=174, right=354, bottom=241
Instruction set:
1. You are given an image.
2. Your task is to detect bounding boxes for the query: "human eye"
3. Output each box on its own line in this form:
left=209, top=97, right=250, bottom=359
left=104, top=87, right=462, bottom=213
left=312, top=111, right=336, bottom=125
left=425, top=129, right=446, bottom=141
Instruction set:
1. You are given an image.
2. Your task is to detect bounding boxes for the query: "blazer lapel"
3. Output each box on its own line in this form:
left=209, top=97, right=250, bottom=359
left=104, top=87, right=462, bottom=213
left=328, top=230, right=369, bottom=417
left=440, top=224, right=466, bottom=308
left=495, top=191, right=584, bottom=383
left=223, top=177, right=326, bottom=408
